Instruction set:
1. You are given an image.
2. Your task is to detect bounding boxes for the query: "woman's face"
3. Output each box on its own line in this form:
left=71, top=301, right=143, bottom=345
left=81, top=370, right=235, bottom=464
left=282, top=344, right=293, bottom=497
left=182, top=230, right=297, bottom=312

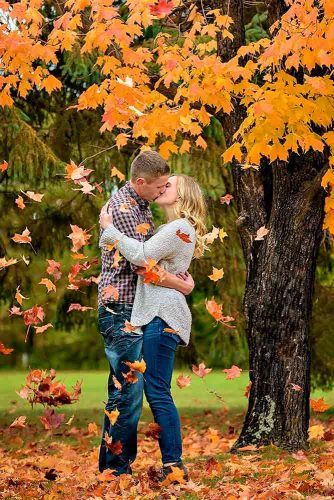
left=154, top=175, right=178, bottom=207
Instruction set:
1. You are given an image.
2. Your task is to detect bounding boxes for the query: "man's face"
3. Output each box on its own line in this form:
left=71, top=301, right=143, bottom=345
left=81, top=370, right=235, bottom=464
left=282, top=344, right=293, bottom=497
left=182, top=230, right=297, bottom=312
left=133, top=175, right=169, bottom=202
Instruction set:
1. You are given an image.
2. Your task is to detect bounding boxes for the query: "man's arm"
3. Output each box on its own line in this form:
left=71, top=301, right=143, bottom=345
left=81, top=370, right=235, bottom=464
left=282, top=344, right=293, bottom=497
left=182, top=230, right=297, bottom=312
left=136, top=268, right=195, bottom=295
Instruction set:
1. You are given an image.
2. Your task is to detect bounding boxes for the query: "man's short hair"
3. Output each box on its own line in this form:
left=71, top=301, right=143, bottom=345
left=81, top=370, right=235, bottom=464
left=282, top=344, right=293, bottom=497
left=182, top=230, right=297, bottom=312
left=130, top=150, right=170, bottom=182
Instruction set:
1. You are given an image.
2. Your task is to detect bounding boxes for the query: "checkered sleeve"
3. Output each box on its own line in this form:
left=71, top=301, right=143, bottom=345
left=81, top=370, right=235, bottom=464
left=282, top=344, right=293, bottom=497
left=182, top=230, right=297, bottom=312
left=109, top=203, right=146, bottom=272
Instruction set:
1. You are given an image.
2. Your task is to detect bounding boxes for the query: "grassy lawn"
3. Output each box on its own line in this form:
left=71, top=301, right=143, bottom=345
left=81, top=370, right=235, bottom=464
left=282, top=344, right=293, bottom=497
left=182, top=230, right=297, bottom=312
left=1, top=370, right=333, bottom=428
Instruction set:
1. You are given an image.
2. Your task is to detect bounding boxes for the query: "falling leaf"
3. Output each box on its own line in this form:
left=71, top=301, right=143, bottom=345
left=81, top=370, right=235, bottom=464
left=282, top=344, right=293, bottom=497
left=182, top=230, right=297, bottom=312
left=0, top=160, right=8, bottom=172
left=22, top=191, right=44, bottom=202
left=290, top=383, right=302, bottom=391
left=220, top=194, right=234, bottom=205
left=136, top=223, right=151, bottom=235
left=9, top=416, right=27, bottom=429
left=223, top=365, right=242, bottom=380
left=122, top=320, right=138, bottom=332
left=119, top=202, right=130, bottom=213
left=0, top=257, right=18, bottom=270
left=309, top=424, right=325, bottom=440
left=102, top=284, right=119, bottom=301
left=204, top=226, right=220, bottom=245
left=310, top=397, right=330, bottom=413
left=34, top=323, right=53, bottom=334
left=205, top=298, right=223, bottom=321
left=15, top=286, right=29, bottom=305
left=255, top=226, right=269, bottom=241
left=87, top=422, right=98, bottom=436
left=176, top=229, right=191, bottom=243
left=67, top=225, right=91, bottom=253
left=111, top=166, right=125, bottom=182
left=104, top=408, right=120, bottom=425
left=65, top=414, right=75, bottom=426
left=177, top=374, right=191, bottom=389
left=112, top=375, right=122, bottom=390
left=46, top=260, right=62, bottom=281
left=208, top=267, right=224, bottom=282
left=103, top=432, right=123, bottom=455
left=15, top=195, right=26, bottom=209
left=192, top=362, right=212, bottom=378
left=124, top=359, right=146, bottom=373
left=144, top=422, right=161, bottom=440
left=39, top=278, right=57, bottom=293
left=112, top=249, right=122, bottom=268
left=244, top=381, right=252, bottom=398
left=219, top=228, right=228, bottom=241
left=122, top=371, right=138, bottom=384
left=164, top=327, right=179, bottom=334
left=0, top=343, right=14, bottom=355
left=40, top=408, right=65, bottom=430
left=67, top=304, right=94, bottom=312
left=23, top=305, right=45, bottom=326
left=12, top=227, right=32, bottom=244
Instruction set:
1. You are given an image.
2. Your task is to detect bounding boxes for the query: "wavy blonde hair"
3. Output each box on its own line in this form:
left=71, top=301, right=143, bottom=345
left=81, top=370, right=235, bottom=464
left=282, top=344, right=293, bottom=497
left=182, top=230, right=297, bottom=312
left=172, top=174, right=207, bottom=258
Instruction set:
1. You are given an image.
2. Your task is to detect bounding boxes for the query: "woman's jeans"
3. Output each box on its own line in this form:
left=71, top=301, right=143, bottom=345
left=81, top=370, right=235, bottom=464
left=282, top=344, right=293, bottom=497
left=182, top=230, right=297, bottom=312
left=98, top=303, right=143, bottom=475
left=143, top=316, right=182, bottom=465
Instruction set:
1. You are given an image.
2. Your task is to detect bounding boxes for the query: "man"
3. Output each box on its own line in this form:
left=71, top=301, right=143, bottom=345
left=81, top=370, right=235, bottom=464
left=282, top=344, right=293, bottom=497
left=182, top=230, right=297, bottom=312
left=98, top=150, right=194, bottom=476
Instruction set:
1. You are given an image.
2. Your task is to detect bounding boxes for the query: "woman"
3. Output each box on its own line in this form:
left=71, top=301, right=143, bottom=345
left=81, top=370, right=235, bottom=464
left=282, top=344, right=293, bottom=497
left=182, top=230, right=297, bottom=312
left=99, top=174, right=207, bottom=480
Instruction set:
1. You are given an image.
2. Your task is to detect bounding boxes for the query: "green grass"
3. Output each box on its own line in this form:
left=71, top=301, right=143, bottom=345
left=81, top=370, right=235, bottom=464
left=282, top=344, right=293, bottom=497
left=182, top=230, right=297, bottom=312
left=2, top=370, right=334, bottom=413
left=1, top=370, right=333, bottom=428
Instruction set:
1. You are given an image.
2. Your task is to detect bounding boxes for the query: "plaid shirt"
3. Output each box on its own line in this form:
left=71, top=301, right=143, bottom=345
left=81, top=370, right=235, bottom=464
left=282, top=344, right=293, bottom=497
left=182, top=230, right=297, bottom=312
left=98, top=182, right=154, bottom=307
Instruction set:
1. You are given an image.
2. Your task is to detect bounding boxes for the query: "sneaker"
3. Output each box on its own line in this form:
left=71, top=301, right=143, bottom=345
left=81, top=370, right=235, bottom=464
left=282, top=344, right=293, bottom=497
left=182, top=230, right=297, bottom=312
left=160, top=461, right=189, bottom=483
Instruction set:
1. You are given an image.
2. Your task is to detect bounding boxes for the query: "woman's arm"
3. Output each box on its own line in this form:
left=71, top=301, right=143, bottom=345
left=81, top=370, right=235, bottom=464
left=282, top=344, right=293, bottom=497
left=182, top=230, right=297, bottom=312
left=99, top=220, right=194, bottom=267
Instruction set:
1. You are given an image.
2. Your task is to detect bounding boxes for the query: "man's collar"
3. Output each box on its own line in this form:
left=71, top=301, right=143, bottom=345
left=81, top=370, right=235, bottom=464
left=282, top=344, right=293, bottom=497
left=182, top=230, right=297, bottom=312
left=125, top=181, right=150, bottom=209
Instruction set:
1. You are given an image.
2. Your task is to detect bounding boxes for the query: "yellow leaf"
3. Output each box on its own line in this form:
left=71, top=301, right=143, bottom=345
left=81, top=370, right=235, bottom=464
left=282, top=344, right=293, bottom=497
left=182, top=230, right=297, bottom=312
left=308, top=424, right=324, bottom=440
left=104, top=408, right=120, bottom=425
left=208, top=267, right=224, bottom=282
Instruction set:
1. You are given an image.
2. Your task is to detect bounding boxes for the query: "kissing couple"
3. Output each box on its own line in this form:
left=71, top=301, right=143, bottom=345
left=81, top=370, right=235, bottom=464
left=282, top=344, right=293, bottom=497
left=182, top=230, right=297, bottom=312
left=97, top=150, right=207, bottom=481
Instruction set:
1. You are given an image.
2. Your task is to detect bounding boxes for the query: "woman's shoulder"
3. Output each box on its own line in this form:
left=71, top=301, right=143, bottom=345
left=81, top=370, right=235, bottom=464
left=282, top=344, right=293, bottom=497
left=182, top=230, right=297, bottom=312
left=160, top=218, right=195, bottom=235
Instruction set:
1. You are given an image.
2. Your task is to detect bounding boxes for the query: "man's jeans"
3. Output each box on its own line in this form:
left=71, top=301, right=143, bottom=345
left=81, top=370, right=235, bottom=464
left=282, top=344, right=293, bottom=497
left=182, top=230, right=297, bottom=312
left=98, top=303, right=143, bottom=475
left=143, top=317, right=182, bottom=465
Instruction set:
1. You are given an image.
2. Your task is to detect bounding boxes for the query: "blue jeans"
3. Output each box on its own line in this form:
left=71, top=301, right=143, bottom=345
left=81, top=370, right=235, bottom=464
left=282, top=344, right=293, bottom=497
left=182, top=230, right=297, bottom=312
left=143, top=317, right=182, bottom=465
left=98, top=303, right=143, bottom=475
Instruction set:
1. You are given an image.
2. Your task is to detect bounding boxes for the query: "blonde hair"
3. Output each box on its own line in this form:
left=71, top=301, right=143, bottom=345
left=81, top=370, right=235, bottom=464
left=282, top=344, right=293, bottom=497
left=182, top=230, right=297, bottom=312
left=173, top=174, right=207, bottom=258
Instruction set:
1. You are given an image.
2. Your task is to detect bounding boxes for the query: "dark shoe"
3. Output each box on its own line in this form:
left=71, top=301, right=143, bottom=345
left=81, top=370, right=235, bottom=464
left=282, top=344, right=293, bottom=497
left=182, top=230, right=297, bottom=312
left=160, top=461, right=189, bottom=483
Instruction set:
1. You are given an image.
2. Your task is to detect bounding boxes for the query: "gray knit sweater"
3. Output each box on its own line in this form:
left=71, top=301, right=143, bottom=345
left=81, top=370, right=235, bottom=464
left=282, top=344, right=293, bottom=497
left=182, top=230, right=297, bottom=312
left=99, top=218, right=196, bottom=345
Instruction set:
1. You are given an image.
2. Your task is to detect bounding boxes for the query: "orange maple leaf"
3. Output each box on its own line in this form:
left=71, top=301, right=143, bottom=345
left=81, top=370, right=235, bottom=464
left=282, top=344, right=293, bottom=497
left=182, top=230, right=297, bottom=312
left=12, top=227, right=32, bottom=244
left=310, top=397, right=330, bottom=413
left=136, top=223, right=151, bottom=235
left=124, top=359, right=146, bottom=373
left=192, top=362, right=212, bottom=378
left=223, top=365, right=242, bottom=380
left=39, top=278, right=57, bottom=293
left=104, top=408, right=120, bottom=425
left=102, top=284, right=119, bottom=301
left=0, top=160, right=8, bottom=172
left=176, top=374, right=191, bottom=389
left=0, top=342, right=14, bottom=355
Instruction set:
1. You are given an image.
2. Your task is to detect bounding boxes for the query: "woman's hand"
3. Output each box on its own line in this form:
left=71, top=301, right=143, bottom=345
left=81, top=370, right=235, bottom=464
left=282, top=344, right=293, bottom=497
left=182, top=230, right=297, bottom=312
left=99, top=204, right=113, bottom=229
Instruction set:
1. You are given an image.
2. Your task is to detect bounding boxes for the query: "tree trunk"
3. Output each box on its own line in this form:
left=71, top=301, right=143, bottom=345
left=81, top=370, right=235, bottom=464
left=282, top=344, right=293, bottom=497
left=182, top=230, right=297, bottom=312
left=231, top=154, right=326, bottom=451
left=213, top=0, right=328, bottom=450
